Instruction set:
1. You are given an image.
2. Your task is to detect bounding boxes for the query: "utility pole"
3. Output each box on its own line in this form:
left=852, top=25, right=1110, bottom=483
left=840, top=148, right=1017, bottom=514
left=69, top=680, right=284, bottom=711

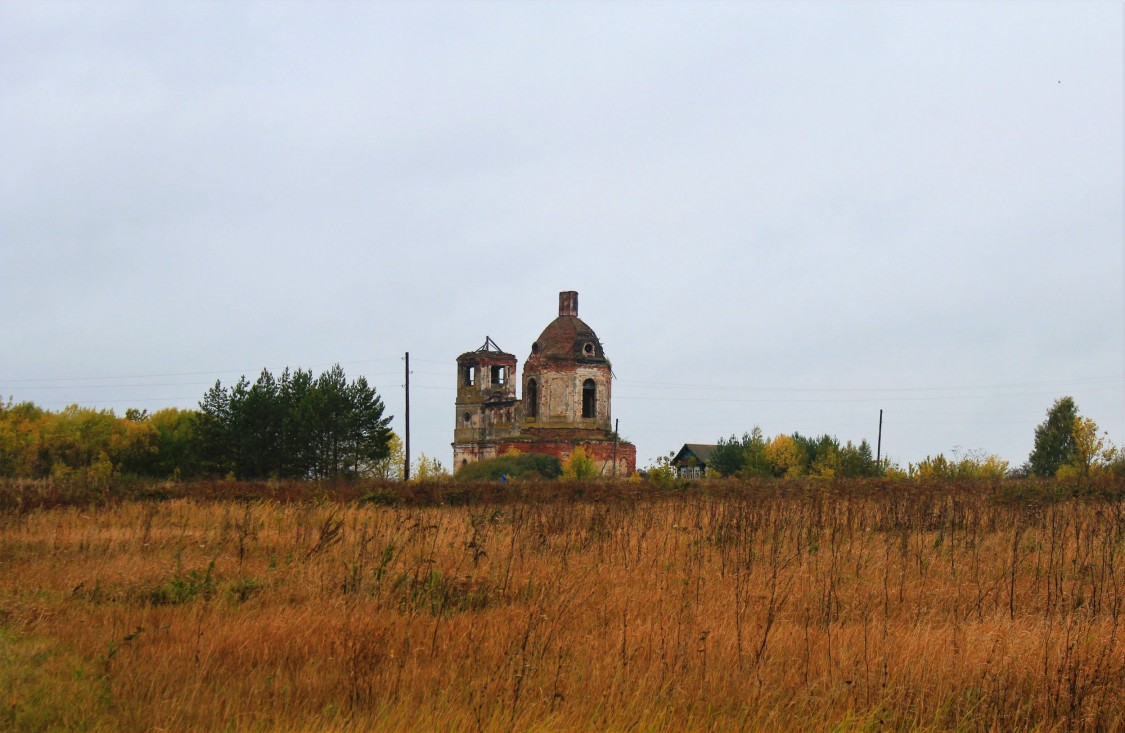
left=612, top=418, right=619, bottom=479
left=876, top=409, right=883, bottom=472
left=404, top=352, right=410, bottom=482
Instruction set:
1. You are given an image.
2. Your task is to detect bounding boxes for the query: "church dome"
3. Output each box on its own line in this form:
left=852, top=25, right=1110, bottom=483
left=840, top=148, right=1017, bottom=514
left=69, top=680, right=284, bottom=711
left=529, top=292, right=607, bottom=362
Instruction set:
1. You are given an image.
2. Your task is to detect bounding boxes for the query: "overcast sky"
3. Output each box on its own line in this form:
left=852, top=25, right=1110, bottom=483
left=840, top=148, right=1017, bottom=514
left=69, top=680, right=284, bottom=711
left=2, top=0, right=1122, bottom=471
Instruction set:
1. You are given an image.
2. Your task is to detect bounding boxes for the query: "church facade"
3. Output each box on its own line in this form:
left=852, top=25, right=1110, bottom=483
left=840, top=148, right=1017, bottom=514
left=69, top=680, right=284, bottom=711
left=452, top=291, right=636, bottom=477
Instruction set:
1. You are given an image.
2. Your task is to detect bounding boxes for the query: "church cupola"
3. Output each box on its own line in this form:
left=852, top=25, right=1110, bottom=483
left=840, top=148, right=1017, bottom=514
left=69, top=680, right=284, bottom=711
left=523, top=291, right=613, bottom=432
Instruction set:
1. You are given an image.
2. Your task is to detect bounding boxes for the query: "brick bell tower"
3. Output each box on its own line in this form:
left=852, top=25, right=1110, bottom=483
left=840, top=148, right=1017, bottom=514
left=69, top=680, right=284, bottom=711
left=451, top=337, right=521, bottom=471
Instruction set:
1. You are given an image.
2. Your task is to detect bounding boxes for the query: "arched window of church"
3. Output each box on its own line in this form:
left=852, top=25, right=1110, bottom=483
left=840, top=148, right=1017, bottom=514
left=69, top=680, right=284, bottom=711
left=582, top=379, right=596, bottom=419
left=527, top=378, right=538, bottom=418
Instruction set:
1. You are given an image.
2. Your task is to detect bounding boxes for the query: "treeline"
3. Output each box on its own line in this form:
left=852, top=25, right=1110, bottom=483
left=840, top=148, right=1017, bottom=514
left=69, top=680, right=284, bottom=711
left=0, top=402, right=189, bottom=484
left=704, top=429, right=881, bottom=479
left=4, top=388, right=1120, bottom=487
left=199, top=365, right=391, bottom=479
left=691, top=396, right=1123, bottom=481
left=0, top=364, right=394, bottom=483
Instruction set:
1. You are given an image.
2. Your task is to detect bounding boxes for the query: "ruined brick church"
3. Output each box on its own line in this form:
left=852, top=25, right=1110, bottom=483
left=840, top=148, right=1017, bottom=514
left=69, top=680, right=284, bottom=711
left=453, top=291, right=636, bottom=476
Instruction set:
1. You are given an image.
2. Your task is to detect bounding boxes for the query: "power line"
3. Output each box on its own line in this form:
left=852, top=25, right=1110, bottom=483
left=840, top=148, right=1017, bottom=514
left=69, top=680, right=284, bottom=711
left=6, top=381, right=214, bottom=390
left=623, top=387, right=1123, bottom=404
left=26, top=397, right=203, bottom=406
left=616, top=374, right=1122, bottom=394
left=614, top=384, right=1122, bottom=404
left=0, top=358, right=405, bottom=384
left=3, top=370, right=248, bottom=383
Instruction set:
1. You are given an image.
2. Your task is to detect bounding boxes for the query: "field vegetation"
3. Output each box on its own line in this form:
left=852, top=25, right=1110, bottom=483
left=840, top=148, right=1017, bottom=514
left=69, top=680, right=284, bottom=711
left=3, top=476, right=1125, bottom=732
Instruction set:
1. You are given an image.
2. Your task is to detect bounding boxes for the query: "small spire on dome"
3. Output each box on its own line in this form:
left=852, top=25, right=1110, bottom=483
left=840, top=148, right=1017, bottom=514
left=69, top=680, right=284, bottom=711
left=559, top=291, right=578, bottom=317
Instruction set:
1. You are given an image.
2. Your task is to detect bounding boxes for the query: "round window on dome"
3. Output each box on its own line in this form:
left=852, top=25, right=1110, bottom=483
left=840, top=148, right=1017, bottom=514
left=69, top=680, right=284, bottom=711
left=583, top=342, right=595, bottom=356
left=532, top=342, right=540, bottom=355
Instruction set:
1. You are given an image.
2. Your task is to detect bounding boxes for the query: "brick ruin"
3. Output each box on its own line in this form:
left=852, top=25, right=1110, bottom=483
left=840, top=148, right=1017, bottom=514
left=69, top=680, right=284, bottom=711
left=452, top=292, right=636, bottom=477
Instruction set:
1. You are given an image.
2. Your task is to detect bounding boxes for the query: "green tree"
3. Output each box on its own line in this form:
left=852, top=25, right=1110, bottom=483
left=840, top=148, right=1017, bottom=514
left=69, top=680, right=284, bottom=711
left=809, top=435, right=842, bottom=478
left=739, top=427, right=772, bottom=478
left=709, top=434, right=747, bottom=477
left=279, top=368, right=316, bottom=478
left=197, top=364, right=392, bottom=480
left=344, top=375, right=393, bottom=475
left=227, top=376, right=251, bottom=475
left=710, top=428, right=770, bottom=478
left=144, top=408, right=203, bottom=478
left=198, top=380, right=233, bottom=476
left=310, top=364, right=350, bottom=478
left=242, top=370, right=283, bottom=478
left=838, top=439, right=876, bottom=478
left=1029, top=397, right=1079, bottom=477
left=791, top=432, right=821, bottom=474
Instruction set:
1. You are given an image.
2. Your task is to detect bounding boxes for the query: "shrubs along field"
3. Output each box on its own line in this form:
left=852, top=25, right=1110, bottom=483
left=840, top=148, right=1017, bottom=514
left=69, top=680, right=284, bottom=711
left=453, top=452, right=563, bottom=482
left=2, top=478, right=1125, bottom=732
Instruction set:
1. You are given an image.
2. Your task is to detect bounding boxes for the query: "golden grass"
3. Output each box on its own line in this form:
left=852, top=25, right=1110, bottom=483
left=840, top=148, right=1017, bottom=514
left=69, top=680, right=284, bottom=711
left=1, top=482, right=1124, bottom=731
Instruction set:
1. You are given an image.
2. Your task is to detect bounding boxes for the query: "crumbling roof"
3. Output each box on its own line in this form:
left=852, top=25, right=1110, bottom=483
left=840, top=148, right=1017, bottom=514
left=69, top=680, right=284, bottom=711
left=530, top=316, right=606, bottom=361
left=458, top=335, right=515, bottom=362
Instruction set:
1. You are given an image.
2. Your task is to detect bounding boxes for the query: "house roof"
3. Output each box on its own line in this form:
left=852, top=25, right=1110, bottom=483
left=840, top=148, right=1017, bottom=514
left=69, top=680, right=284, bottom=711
left=672, top=443, right=719, bottom=465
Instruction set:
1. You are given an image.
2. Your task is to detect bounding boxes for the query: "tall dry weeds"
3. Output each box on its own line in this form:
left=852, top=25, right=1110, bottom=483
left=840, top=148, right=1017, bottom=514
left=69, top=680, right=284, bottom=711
left=1, top=480, right=1123, bottom=731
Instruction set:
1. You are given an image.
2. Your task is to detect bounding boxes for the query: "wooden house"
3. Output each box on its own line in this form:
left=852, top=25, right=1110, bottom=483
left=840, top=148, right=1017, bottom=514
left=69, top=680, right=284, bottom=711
left=671, top=444, right=718, bottom=479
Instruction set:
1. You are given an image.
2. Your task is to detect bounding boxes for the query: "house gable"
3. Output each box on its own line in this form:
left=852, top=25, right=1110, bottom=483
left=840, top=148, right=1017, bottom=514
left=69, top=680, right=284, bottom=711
left=671, top=443, right=719, bottom=478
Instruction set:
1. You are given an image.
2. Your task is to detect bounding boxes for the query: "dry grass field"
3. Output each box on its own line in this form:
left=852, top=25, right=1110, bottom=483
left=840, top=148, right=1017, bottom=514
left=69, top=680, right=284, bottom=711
left=2, top=478, right=1124, bottom=732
